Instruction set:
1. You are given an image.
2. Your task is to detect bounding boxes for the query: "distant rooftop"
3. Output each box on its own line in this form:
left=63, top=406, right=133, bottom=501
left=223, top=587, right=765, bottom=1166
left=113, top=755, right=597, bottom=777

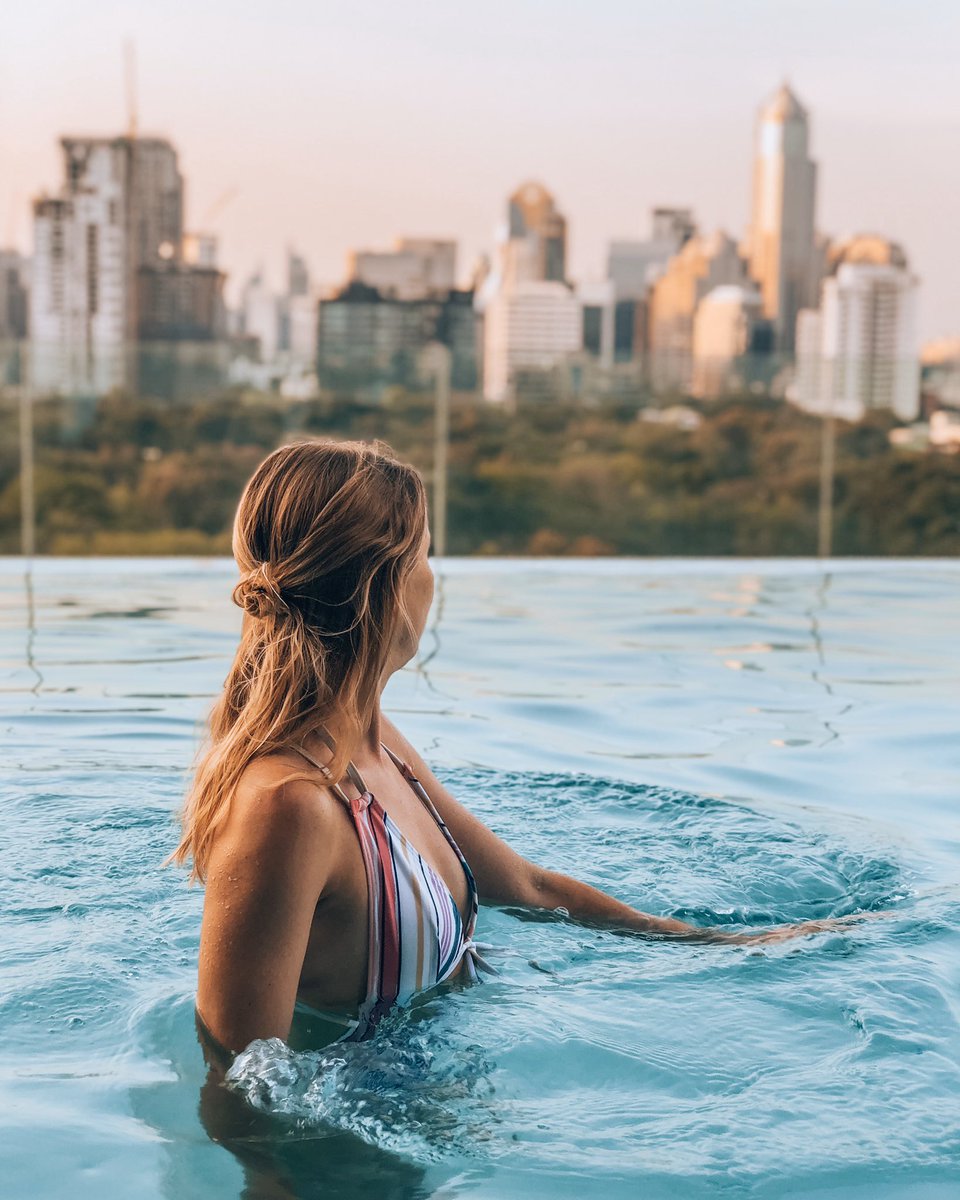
left=828, top=233, right=909, bottom=272
left=760, top=83, right=807, bottom=123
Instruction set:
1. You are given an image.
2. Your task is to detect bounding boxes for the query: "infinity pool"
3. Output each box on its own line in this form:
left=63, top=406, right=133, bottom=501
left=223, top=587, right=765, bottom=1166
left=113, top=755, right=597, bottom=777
left=1, top=558, right=958, bottom=1200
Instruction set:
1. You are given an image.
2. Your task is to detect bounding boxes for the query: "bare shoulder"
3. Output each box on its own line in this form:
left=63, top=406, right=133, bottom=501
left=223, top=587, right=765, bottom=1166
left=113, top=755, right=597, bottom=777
left=207, top=750, right=344, bottom=875
left=196, top=750, right=344, bottom=1051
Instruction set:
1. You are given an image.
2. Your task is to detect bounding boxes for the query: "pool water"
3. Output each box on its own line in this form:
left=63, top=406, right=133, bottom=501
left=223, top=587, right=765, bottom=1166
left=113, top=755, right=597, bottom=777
left=1, top=557, right=958, bottom=1200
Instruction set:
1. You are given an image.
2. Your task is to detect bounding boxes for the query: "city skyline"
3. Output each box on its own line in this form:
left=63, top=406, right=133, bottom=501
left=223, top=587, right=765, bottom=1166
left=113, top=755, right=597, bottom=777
left=4, top=2, right=958, bottom=341
left=10, top=97, right=929, bottom=419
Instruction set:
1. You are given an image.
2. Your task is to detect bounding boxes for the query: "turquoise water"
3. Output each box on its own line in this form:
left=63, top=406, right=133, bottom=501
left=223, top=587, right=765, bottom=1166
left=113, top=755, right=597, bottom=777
left=1, top=557, right=958, bottom=1200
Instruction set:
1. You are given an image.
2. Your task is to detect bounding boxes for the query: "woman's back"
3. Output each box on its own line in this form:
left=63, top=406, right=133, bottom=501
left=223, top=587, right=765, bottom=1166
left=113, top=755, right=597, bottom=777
left=196, top=732, right=500, bottom=1051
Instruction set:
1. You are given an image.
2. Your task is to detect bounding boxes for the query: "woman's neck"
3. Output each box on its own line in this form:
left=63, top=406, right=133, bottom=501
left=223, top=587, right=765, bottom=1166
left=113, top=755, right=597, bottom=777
left=306, top=707, right=384, bottom=766
left=355, top=709, right=384, bottom=758
left=304, top=658, right=403, bottom=765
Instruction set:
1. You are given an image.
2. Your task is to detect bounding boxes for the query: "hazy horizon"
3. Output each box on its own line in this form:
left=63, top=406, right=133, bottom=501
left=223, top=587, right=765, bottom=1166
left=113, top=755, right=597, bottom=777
left=4, top=1, right=958, bottom=341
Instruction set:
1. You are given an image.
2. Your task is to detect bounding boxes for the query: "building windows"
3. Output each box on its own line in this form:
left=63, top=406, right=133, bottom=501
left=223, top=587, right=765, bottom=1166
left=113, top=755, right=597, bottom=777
left=86, top=224, right=99, bottom=315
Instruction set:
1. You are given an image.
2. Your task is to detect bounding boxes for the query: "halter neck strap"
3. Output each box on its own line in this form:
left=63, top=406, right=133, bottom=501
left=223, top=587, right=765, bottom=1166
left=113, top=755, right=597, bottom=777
left=293, top=724, right=370, bottom=800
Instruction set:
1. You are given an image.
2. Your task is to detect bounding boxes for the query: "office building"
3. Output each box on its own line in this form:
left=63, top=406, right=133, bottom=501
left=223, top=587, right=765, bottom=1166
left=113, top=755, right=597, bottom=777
left=287, top=248, right=310, bottom=298
left=608, top=207, right=696, bottom=300
left=276, top=249, right=318, bottom=366
left=30, top=146, right=128, bottom=395
left=476, top=182, right=569, bottom=310
left=647, top=231, right=752, bottom=392
left=608, top=207, right=697, bottom=363
left=480, top=182, right=577, bottom=401
left=317, top=282, right=479, bottom=399
left=790, top=236, right=920, bottom=422
left=183, top=233, right=219, bottom=268
left=0, top=250, right=29, bottom=339
left=136, top=263, right=226, bottom=340
left=482, top=280, right=582, bottom=404
left=921, top=337, right=960, bottom=411
left=241, top=271, right=281, bottom=363
left=578, top=279, right=617, bottom=370
left=29, top=134, right=225, bottom=398
left=284, top=293, right=320, bottom=368
left=744, top=84, right=818, bottom=353
left=504, top=182, right=568, bottom=284
left=691, top=285, right=767, bottom=398
left=348, top=238, right=456, bottom=300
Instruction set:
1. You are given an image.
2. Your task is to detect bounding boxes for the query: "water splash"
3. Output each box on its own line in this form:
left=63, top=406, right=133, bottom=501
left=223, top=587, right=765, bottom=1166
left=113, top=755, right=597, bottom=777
left=224, top=1009, right=502, bottom=1163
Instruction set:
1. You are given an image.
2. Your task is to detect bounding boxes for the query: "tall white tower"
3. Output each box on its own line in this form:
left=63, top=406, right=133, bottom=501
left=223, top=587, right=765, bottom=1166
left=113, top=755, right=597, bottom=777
left=30, top=144, right=129, bottom=396
left=481, top=183, right=578, bottom=403
left=790, top=236, right=920, bottom=422
left=745, top=83, right=818, bottom=354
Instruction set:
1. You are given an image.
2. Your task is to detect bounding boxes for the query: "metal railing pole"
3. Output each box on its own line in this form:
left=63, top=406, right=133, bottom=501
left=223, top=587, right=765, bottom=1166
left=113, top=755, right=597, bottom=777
left=817, top=397, right=835, bottom=559
left=432, top=342, right=450, bottom=558
left=19, top=382, right=36, bottom=557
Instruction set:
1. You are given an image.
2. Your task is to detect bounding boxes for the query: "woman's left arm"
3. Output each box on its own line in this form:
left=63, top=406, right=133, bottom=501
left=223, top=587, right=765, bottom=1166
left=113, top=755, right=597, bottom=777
left=380, top=715, right=881, bottom=945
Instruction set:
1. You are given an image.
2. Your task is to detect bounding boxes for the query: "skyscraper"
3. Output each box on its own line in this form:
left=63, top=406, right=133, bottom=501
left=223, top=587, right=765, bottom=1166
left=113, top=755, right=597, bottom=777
left=607, top=207, right=696, bottom=302
left=29, top=135, right=195, bottom=395
left=647, top=231, right=752, bottom=392
left=790, top=235, right=920, bottom=422
left=241, top=270, right=280, bottom=363
left=506, top=182, right=567, bottom=284
left=279, top=248, right=317, bottom=368
left=287, top=248, right=310, bottom=298
left=744, top=84, right=818, bottom=354
left=482, top=280, right=582, bottom=403
left=691, top=285, right=766, bottom=399
left=317, top=283, right=479, bottom=398
left=0, top=250, right=29, bottom=340
left=607, top=207, right=698, bottom=362
left=31, top=142, right=129, bottom=395
left=481, top=182, right=577, bottom=402
left=320, top=237, right=472, bottom=393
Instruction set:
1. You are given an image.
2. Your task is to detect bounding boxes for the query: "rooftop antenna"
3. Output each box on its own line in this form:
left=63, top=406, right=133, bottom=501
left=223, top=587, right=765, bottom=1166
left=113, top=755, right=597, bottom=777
left=124, top=37, right=138, bottom=140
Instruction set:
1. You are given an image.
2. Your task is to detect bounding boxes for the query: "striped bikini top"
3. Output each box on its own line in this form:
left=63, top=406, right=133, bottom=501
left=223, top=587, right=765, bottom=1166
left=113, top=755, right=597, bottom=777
left=290, top=736, right=501, bottom=1042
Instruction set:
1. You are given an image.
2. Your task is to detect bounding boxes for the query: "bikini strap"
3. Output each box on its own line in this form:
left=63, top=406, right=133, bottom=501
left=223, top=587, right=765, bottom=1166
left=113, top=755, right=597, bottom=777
left=380, top=740, right=478, bottom=919
left=290, top=736, right=369, bottom=808
left=380, top=741, right=405, bottom=771
left=312, top=724, right=371, bottom=795
left=381, top=741, right=443, bottom=823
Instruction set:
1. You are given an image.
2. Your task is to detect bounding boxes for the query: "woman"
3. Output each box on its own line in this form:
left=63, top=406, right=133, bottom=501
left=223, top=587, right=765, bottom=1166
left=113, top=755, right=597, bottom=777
left=167, top=437, right=866, bottom=1060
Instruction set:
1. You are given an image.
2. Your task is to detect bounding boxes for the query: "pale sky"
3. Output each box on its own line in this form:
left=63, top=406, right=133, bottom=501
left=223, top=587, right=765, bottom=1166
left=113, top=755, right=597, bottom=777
left=3, top=1, right=958, bottom=340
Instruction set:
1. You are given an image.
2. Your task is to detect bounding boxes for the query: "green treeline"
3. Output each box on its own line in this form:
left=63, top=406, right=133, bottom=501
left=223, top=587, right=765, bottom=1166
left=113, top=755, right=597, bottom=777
left=0, top=390, right=958, bottom=555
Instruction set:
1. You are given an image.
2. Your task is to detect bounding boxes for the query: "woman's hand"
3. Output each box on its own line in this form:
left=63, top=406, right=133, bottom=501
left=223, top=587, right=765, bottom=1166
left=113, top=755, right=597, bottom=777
left=529, top=867, right=894, bottom=944
left=708, top=910, right=893, bottom=945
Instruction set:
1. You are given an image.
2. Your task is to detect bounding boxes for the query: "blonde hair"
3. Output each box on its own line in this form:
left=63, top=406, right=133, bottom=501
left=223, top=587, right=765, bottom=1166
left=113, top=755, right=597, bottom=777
left=164, top=437, right=428, bottom=883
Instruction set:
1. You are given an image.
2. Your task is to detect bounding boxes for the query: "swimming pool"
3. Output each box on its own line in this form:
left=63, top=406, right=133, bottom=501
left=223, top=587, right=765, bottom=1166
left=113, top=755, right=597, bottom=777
left=2, top=557, right=958, bottom=1199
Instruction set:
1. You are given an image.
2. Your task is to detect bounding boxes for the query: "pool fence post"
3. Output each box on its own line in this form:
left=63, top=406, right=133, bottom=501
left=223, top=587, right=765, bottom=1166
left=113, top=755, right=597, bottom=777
left=430, top=341, right=451, bottom=559
left=19, top=382, right=36, bottom=558
left=817, top=361, right=835, bottom=559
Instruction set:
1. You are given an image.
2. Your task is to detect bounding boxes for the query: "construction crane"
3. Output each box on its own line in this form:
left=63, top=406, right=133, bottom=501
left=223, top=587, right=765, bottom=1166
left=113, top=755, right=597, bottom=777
left=201, top=188, right=240, bottom=226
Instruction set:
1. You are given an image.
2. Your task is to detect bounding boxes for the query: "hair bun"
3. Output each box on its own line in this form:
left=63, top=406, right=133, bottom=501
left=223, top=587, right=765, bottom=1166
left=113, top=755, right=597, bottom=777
left=232, top=564, right=291, bottom=620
